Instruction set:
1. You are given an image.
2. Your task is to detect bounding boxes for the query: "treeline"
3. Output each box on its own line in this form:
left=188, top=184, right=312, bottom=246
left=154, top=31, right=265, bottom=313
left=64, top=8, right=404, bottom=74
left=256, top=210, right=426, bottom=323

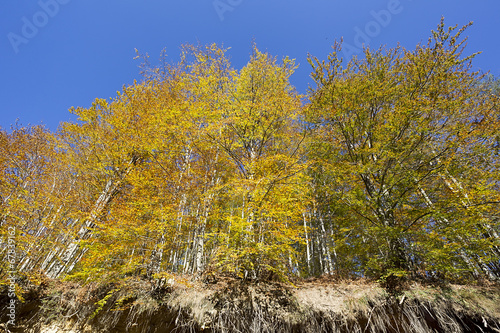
left=1, top=21, right=499, bottom=289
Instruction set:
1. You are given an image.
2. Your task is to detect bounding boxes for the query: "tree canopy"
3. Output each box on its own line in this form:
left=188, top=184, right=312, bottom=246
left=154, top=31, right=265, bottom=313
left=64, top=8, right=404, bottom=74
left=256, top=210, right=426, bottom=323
left=1, top=21, right=499, bottom=292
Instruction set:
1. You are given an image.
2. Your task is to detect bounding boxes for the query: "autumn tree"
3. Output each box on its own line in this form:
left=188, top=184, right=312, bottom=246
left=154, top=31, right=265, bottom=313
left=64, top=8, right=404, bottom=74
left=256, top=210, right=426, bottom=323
left=2, top=23, right=498, bottom=291
left=0, top=125, right=74, bottom=285
left=205, top=46, right=306, bottom=280
left=62, top=45, right=236, bottom=283
left=306, top=20, right=500, bottom=284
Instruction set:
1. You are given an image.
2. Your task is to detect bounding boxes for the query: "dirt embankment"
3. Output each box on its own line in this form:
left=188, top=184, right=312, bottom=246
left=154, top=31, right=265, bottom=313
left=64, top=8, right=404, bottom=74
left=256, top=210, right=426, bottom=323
left=2, top=276, right=500, bottom=333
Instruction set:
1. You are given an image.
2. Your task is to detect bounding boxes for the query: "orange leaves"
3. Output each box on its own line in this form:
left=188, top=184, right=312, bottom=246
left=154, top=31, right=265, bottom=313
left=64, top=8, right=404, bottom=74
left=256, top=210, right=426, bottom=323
left=2, top=23, right=497, bottom=288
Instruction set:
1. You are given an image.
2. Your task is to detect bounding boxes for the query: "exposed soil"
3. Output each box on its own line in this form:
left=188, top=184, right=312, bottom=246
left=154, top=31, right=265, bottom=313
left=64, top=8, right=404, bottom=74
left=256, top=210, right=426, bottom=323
left=2, top=276, right=500, bottom=333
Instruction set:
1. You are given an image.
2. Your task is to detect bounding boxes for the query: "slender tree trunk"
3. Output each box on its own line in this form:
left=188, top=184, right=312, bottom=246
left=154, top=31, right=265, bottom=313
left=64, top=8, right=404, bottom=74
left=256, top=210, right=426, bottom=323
left=45, top=156, right=139, bottom=278
left=303, top=212, right=311, bottom=275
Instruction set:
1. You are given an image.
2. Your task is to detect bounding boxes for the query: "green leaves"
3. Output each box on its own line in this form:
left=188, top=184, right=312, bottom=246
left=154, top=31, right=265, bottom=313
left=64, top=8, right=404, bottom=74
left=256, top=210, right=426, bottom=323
left=306, top=20, right=500, bottom=282
left=2, top=21, right=498, bottom=291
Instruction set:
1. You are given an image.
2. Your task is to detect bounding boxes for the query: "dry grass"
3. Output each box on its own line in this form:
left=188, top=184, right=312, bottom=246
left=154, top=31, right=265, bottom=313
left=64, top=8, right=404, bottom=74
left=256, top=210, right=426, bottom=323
left=3, top=275, right=500, bottom=332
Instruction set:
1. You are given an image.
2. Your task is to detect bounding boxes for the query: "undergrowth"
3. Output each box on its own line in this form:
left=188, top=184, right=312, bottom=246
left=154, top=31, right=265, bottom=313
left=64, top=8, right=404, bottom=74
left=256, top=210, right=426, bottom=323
left=1, top=274, right=500, bottom=332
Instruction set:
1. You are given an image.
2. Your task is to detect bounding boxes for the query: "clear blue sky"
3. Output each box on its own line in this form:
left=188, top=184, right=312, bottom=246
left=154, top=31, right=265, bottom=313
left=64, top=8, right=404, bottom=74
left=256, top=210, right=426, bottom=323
left=1, top=0, right=499, bottom=131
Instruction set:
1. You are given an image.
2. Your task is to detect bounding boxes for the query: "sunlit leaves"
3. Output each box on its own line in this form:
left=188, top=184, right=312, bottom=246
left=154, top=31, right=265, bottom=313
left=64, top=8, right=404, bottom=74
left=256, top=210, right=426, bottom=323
left=2, top=22, right=498, bottom=289
left=306, top=20, right=500, bottom=281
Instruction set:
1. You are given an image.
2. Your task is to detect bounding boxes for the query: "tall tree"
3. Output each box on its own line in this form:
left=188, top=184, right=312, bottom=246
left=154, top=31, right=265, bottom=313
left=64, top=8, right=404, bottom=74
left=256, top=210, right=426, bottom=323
left=306, top=20, right=500, bottom=284
left=205, top=46, right=306, bottom=280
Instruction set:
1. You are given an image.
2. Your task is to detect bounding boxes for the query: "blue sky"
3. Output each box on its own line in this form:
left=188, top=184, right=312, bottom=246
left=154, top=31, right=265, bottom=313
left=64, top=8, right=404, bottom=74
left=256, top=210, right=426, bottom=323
left=1, top=1, right=499, bottom=131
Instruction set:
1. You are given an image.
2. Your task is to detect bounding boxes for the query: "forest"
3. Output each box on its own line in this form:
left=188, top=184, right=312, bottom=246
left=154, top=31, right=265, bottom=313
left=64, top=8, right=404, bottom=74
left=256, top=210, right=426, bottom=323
left=1, top=21, right=500, bottom=332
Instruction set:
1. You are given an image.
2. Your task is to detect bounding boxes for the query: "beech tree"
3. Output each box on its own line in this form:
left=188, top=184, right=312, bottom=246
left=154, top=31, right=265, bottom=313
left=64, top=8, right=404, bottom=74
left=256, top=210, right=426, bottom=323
left=0, top=125, right=74, bottom=284
left=306, top=20, right=500, bottom=283
left=1, top=21, right=498, bottom=290
left=64, top=45, right=236, bottom=283
left=207, top=46, right=305, bottom=280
